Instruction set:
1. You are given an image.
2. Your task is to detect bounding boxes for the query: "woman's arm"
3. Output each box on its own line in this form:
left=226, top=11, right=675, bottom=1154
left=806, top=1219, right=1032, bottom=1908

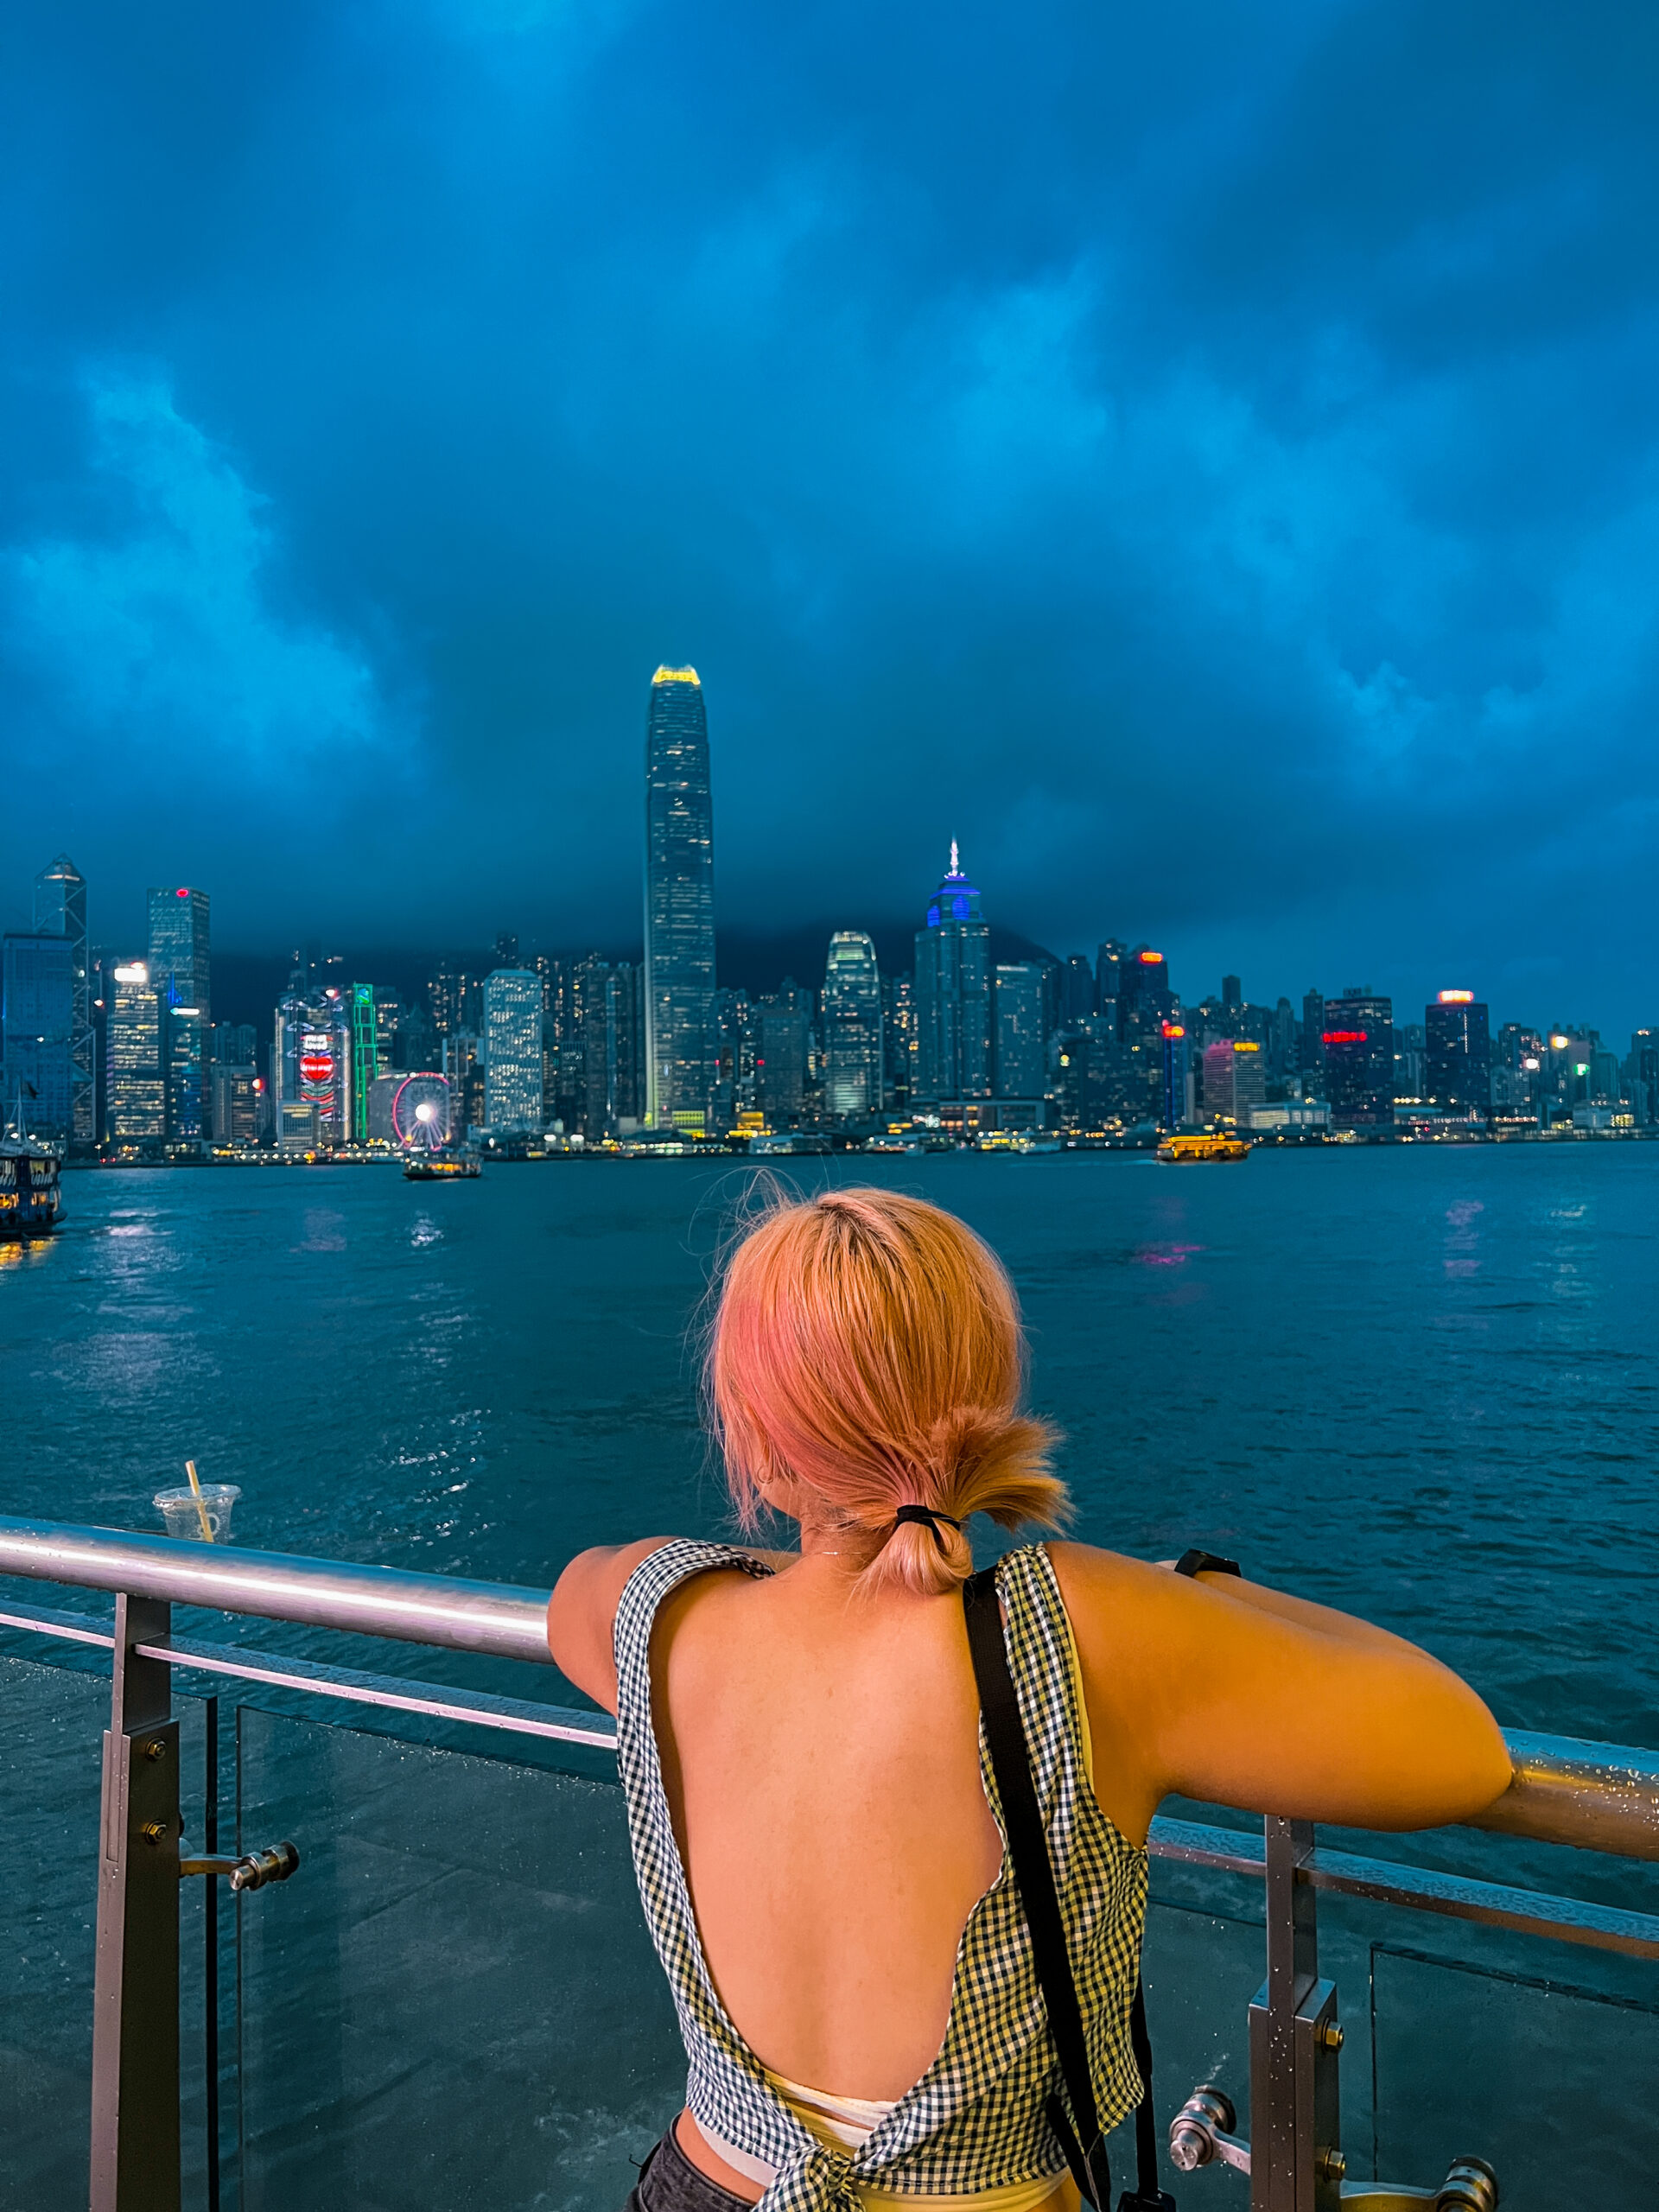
left=1049, top=1544, right=1513, bottom=1846
left=546, top=1538, right=674, bottom=1712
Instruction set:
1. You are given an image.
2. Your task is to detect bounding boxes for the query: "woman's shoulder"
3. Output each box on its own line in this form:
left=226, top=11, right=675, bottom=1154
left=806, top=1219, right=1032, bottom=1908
left=1040, top=1540, right=1207, bottom=1663
left=547, top=1537, right=772, bottom=1713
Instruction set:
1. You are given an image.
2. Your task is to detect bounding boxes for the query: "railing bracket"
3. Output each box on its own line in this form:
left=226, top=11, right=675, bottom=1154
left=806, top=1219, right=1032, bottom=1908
left=179, top=1840, right=301, bottom=1892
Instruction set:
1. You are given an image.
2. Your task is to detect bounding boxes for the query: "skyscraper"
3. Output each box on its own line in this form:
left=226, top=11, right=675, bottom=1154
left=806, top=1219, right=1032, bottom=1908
left=1116, top=947, right=1172, bottom=1046
left=1300, top=989, right=1326, bottom=1096
left=165, top=1007, right=207, bottom=1141
left=1425, top=991, right=1492, bottom=1116
left=33, top=854, right=93, bottom=1139
left=1061, top=956, right=1096, bottom=1025
left=148, top=887, right=210, bottom=1137
left=483, top=969, right=545, bottom=1131
left=147, top=887, right=211, bottom=1018
left=1160, top=1022, right=1189, bottom=1128
left=1321, top=989, right=1395, bottom=1130
left=574, top=954, right=643, bottom=1136
left=914, top=845, right=992, bottom=1103
left=274, top=990, right=350, bottom=1148
left=1, top=931, right=76, bottom=1136
left=108, top=963, right=166, bottom=1142
left=644, top=665, right=716, bottom=1133
left=994, top=963, right=1046, bottom=1099
left=349, top=984, right=390, bottom=1141
left=758, top=982, right=811, bottom=1124
left=823, top=932, right=883, bottom=1119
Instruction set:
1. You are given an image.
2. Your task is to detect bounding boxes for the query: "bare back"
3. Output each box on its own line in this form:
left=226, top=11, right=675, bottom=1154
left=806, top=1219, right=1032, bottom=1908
left=651, top=1559, right=1003, bottom=2100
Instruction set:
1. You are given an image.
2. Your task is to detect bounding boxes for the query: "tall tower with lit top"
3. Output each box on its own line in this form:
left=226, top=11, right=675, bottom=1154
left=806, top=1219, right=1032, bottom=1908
left=643, top=666, right=716, bottom=1131
left=913, top=842, right=992, bottom=1103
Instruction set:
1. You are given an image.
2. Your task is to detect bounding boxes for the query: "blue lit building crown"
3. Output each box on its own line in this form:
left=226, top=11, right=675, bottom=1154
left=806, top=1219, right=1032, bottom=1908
left=925, top=840, right=982, bottom=929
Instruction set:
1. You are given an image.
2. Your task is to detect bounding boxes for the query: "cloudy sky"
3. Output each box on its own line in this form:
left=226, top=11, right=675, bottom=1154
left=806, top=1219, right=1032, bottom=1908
left=3, top=2, right=1657, bottom=1031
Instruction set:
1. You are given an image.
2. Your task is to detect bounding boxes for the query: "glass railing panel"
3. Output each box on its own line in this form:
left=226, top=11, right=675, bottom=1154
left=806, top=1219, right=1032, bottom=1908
left=1370, top=1942, right=1659, bottom=2208
left=235, top=1707, right=683, bottom=2212
left=0, top=1649, right=107, bottom=2212
left=1106, top=1899, right=1262, bottom=2203
left=0, top=1649, right=219, bottom=2212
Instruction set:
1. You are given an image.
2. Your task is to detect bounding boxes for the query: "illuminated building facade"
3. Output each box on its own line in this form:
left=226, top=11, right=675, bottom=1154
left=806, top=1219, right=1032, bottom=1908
left=994, top=963, right=1046, bottom=1099
left=823, top=932, right=883, bottom=1118
left=349, top=983, right=392, bottom=1141
left=1321, top=990, right=1395, bottom=1129
left=1116, top=947, right=1173, bottom=1046
left=1301, top=989, right=1326, bottom=1095
left=148, top=887, right=211, bottom=1135
left=1425, top=991, right=1491, bottom=1115
left=483, top=968, right=545, bottom=1130
left=914, top=845, right=992, bottom=1103
left=165, top=1006, right=207, bottom=1141
left=108, top=964, right=166, bottom=1141
left=275, top=994, right=350, bottom=1147
left=644, top=665, right=716, bottom=1132
left=147, top=887, right=211, bottom=1017
left=33, top=854, right=93, bottom=1139
left=1161, top=1022, right=1189, bottom=1128
left=883, top=975, right=917, bottom=1109
left=211, top=1064, right=261, bottom=1144
left=1, top=931, right=76, bottom=1136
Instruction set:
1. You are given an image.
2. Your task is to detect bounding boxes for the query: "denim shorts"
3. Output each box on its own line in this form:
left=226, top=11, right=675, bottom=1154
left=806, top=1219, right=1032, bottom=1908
left=624, top=2122, right=756, bottom=2212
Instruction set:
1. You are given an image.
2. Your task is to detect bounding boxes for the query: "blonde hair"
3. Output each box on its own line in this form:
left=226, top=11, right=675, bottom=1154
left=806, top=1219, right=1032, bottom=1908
left=708, top=1185, right=1066, bottom=1594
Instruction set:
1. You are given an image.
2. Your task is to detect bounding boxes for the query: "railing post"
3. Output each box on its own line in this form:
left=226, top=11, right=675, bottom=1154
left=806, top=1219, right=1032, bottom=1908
left=1249, top=1819, right=1341, bottom=2212
left=91, top=1594, right=181, bottom=2212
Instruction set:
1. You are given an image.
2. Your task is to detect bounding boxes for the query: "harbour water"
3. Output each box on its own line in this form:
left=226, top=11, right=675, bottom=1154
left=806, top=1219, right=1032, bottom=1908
left=3, top=1145, right=1656, bottom=1745
left=4, top=1147, right=1659, bottom=2211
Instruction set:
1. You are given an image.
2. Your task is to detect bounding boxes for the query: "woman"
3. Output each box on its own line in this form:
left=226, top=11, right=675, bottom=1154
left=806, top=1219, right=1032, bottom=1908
left=550, top=1188, right=1510, bottom=2212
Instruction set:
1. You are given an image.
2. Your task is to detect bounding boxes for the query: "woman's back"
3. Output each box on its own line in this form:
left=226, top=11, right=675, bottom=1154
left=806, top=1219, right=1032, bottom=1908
left=649, top=1550, right=1007, bottom=2098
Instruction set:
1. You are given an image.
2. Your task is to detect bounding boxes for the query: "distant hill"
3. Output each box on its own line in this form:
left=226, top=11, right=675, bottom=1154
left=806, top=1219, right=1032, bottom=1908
left=211, top=922, right=1066, bottom=1027
left=715, top=920, right=1063, bottom=995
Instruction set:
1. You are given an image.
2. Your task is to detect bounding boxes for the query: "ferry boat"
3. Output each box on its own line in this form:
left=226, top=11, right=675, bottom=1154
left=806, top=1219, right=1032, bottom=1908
left=0, top=1102, right=64, bottom=1237
left=1156, top=1131, right=1250, bottom=1163
left=403, top=1152, right=481, bottom=1182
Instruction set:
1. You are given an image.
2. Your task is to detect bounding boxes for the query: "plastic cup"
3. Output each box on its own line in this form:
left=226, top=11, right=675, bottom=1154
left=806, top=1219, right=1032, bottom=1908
left=153, top=1484, right=240, bottom=1542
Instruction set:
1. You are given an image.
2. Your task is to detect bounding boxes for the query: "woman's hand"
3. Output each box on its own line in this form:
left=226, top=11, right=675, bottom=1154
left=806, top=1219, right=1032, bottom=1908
left=1049, top=1544, right=1513, bottom=1846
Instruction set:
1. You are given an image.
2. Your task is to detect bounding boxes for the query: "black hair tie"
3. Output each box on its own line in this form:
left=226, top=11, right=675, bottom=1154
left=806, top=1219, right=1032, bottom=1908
left=893, top=1503, right=963, bottom=1554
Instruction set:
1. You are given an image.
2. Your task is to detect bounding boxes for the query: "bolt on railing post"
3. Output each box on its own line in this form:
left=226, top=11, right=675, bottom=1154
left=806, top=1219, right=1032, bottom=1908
left=1249, top=1818, right=1342, bottom=2212
left=90, top=1594, right=181, bottom=2212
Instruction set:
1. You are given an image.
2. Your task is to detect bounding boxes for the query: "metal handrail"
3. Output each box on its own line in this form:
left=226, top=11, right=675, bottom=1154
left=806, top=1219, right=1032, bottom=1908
left=3, top=1513, right=1659, bottom=1858
left=0, top=1514, right=550, bottom=1663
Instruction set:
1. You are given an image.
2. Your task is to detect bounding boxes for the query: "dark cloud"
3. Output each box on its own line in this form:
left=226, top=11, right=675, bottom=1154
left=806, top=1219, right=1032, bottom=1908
left=2, top=0, right=1657, bottom=1032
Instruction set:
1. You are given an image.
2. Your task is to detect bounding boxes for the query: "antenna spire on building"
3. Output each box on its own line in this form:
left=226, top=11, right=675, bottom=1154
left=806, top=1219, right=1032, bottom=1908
left=950, top=838, right=960, bottom=875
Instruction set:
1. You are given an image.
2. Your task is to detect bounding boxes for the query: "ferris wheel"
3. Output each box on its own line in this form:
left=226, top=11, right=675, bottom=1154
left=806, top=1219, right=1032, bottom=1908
left=391, top=1073, right=452, bottom=1152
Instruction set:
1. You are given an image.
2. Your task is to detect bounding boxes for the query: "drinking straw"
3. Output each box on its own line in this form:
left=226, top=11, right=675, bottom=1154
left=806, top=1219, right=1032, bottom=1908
left=184, top=1458, right=215, bottom=1544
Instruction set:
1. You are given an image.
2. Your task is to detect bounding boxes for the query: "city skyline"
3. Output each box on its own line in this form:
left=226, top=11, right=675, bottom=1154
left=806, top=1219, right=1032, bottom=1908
left=4, top=817, right=1649, bottom=1153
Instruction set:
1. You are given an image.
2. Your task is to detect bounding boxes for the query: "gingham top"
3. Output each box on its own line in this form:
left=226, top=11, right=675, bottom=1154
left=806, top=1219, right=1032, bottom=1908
left=613, top=1540, right=1148, bottom=2212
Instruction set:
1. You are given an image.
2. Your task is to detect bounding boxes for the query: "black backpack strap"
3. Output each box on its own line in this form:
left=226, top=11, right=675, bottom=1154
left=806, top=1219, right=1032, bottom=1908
left=963, top=1566, right=1173, bottom=2212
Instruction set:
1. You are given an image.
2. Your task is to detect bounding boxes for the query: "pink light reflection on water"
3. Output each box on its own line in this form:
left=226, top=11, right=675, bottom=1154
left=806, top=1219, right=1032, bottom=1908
left=1134, top=1243, right=1205, bottom=1268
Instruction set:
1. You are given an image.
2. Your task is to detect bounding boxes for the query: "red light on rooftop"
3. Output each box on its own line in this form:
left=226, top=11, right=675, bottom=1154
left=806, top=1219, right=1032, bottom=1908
left=1323, top=1029, right=1369, bottom=1045
left=176, top=887, right=188, bottom=898
left=1437, top=989, right=1474, bottom=1004
left=1162, top=1022, right=1185, bottom=1038
left=1138, top=950, right=1162, bottom=964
